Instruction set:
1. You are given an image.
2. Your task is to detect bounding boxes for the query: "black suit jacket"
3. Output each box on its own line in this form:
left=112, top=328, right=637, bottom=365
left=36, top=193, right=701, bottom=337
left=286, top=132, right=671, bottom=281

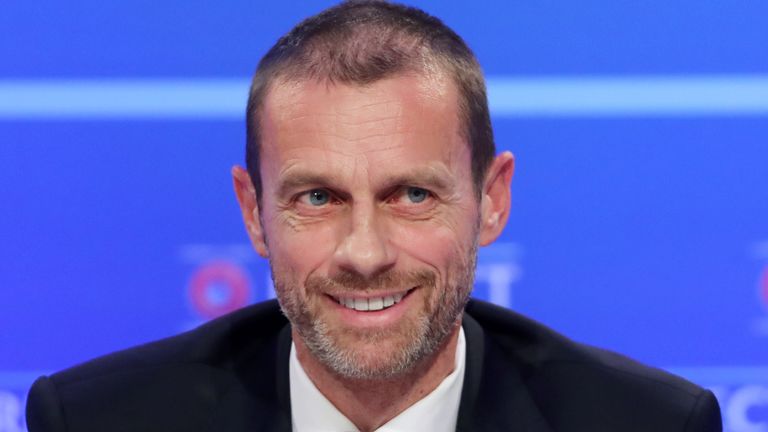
left=27, top=299, right=721, bottom=431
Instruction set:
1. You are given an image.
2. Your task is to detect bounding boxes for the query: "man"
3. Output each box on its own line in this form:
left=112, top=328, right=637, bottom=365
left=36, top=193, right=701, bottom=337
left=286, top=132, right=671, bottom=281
left=26, top=1, right=722, bottom=431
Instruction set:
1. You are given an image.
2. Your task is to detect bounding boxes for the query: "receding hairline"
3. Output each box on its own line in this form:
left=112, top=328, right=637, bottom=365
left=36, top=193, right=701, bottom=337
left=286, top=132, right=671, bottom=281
left=257, top=65, right=458, bottom=118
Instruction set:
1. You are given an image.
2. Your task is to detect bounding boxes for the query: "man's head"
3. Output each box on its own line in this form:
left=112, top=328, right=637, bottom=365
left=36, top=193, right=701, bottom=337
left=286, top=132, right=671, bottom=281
left=245, top=0, right=495, bottom=204
left=233, top=0, right=514, bottom=380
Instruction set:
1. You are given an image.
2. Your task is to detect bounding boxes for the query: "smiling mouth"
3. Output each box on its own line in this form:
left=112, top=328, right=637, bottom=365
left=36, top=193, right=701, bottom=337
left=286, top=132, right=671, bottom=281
left=331, top=288, right=415, bottom=312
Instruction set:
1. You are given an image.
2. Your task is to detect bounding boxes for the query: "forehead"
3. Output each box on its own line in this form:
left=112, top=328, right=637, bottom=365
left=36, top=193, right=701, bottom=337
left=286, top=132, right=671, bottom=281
left=258, top=74, right=468, bottom=180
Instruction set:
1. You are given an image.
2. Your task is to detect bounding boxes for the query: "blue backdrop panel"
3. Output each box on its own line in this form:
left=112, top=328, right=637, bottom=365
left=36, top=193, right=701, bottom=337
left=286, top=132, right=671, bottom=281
left=1, top=1, right=767, bottom=431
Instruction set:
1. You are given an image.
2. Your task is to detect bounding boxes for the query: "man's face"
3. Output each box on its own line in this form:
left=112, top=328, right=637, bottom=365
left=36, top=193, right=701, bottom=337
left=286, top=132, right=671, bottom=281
left=256, top=74, right=481, bottom=379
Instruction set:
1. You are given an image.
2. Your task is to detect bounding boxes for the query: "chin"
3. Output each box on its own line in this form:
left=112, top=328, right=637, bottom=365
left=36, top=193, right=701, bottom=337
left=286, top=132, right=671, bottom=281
left=307, top=316, right=436, bottom=380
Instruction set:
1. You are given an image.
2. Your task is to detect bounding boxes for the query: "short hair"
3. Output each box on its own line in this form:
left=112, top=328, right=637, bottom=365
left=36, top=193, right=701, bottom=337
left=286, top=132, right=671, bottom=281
left=245, top=0, right=495, bottom=202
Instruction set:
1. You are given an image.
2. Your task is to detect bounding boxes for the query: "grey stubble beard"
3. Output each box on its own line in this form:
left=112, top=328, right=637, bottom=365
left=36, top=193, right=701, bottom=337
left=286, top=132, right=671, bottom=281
left=270, top=241, right=478, bottom=381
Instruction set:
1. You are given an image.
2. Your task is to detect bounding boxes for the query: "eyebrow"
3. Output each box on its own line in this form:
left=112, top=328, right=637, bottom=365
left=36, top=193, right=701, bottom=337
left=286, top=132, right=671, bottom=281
left=378, top=168, right=455, bottom=194
left=276, top=172, right=344, bottom=199
left=275, top=165, right=456, bottom=198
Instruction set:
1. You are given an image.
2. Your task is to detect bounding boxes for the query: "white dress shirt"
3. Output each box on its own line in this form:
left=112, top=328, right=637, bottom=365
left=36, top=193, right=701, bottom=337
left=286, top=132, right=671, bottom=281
left=290, top=328, right=466, bottom=432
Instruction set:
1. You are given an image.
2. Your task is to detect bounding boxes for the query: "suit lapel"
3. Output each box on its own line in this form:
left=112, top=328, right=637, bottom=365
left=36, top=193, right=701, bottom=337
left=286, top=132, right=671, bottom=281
left=207, top=322, right=293, bottom=432
left=457, top=312, right=554, bottom=432
left=275, top=324, right=293, bottom=424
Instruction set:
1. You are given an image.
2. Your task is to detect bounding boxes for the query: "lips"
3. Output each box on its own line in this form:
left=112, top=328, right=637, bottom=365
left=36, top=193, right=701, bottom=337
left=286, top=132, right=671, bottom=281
left=331, top=288, right=414, bottom=312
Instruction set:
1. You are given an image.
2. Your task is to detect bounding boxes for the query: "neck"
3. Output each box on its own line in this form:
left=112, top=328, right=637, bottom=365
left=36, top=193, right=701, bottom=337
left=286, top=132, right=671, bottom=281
left=293, top=322, right=461, bottom=432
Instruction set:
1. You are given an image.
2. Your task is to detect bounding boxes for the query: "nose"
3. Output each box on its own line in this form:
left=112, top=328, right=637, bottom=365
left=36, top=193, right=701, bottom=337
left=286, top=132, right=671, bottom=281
left=332, top=203, right=396, bottom=279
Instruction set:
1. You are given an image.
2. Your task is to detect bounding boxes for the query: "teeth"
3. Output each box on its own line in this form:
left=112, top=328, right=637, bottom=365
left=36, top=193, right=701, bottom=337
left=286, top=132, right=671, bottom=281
left=337, top=292, right=407, bottom=312
left=354, top=298, right=369, bottom=311
left=368, top=297, right=384, bottom=311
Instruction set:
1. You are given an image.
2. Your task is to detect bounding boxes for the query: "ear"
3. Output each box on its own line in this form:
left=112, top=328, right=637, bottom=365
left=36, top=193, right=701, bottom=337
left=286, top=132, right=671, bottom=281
left=232, top=166, right=269, bottom=258
left=478, top=152, right=515, bottom=246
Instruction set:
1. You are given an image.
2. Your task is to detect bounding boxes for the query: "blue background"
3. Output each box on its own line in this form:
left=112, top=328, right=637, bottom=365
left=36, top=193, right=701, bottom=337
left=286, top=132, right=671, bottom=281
left=1, top=1, right=767, bottom=431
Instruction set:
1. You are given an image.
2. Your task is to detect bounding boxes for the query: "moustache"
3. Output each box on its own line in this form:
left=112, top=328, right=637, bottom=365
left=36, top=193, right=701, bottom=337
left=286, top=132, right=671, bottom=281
left=305, top=269, right=436, bottom=294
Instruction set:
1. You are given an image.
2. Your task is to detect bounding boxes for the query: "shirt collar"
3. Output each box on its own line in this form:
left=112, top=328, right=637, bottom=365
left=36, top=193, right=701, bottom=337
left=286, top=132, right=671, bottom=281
left=290, top=327, right=467, bottom=432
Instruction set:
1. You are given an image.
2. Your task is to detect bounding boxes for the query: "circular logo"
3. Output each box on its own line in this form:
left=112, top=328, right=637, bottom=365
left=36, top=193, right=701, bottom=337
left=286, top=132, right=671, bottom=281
left=189, top=261, right=251, bottom=319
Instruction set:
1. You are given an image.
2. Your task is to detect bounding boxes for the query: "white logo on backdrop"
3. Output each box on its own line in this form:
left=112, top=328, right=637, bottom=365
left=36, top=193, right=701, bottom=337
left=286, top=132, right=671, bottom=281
left=0, top=391, right=23, bottom=432
left=475, top=242, right=523, bottom=309
left=714, top=384, right=768, bottom=432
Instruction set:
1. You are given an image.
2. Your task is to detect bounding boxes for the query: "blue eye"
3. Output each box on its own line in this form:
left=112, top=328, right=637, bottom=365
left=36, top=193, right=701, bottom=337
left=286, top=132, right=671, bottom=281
left=406, top=187, right=429, bottom=203
left=308, top=189, right=330, bottom=206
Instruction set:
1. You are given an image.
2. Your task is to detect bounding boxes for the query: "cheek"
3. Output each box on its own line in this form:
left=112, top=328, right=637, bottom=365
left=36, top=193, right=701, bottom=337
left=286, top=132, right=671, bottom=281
left=391, top=218, right=476, bottom=272
left=266, top=216, right=340, bottom=273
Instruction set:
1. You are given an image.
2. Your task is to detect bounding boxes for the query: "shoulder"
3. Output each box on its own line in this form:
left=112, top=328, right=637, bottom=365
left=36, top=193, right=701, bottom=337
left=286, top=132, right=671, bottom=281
left=26, top=300, right=289, bottom=432
left=464, top=299, right=721, bottom=432
left=47, top=299, right=286, bottom=386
